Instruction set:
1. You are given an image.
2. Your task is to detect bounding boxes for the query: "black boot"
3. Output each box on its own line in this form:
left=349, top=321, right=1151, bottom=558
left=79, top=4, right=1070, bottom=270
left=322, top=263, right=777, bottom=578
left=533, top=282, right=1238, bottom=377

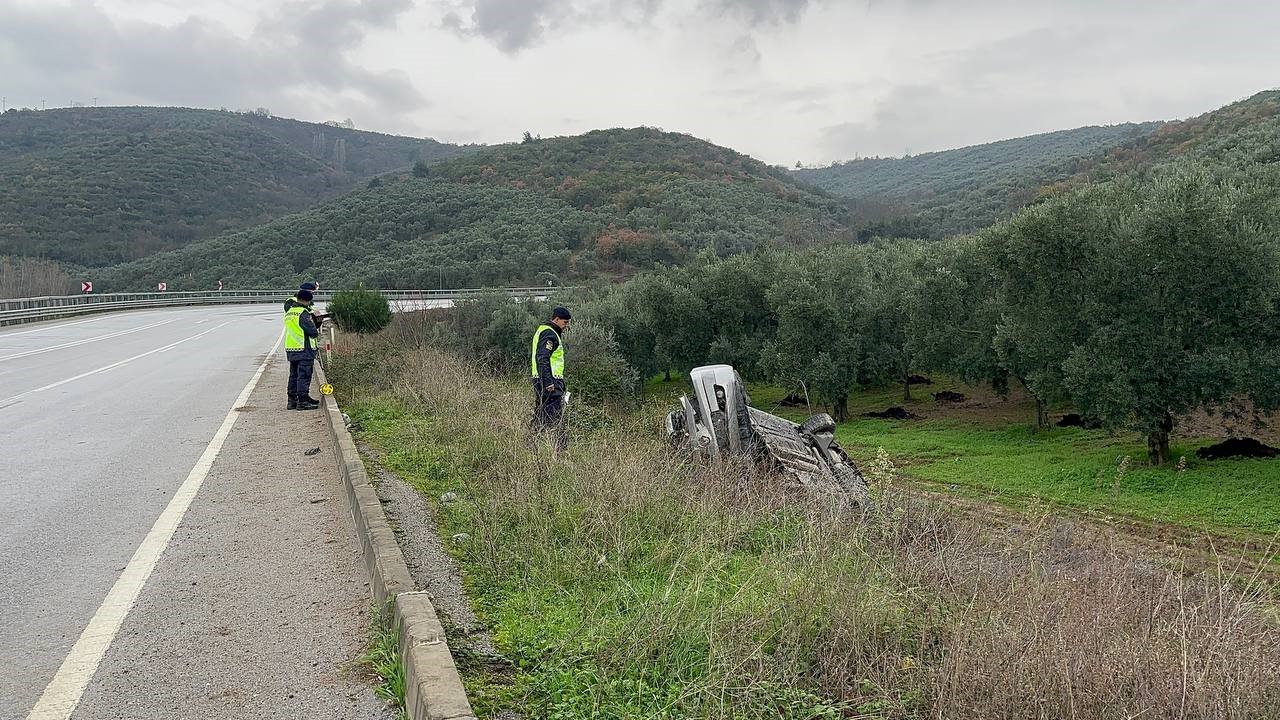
left=287, top=394, right=298, bottom=410
left=297, top=397, right=320, bottom=410
left=301, top=395, right=320, bottom=405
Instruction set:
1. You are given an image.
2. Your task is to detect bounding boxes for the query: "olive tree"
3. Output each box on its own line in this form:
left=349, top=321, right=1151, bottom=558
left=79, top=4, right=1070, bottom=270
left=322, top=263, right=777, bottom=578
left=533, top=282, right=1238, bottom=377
left=985, top=188, right=1112, bottom=429
left=906, top=235, right=1008, bottom=395
left=860, top=241, right=927, bottom=401
left=759, top=246, right=868, bottom=420
left=1061, top=165, right=1280, bottom=464
left=688, top=251, right=779, bottom=379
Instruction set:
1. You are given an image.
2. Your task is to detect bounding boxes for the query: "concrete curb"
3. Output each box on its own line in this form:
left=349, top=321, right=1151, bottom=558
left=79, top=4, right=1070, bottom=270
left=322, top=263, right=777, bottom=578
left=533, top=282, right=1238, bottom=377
left=315, top=363, right=477, bottom=720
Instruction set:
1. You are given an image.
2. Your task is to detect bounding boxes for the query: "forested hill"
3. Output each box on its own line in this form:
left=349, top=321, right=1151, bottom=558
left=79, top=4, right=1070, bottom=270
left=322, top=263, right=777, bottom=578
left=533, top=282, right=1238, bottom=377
left=98, top=128, right=853, bottom=291
left=0, top=106, right=469, bottom=267
left=1091, top=90, right=1280, bottom=175
left=794, top=121, right=1161, bottom=238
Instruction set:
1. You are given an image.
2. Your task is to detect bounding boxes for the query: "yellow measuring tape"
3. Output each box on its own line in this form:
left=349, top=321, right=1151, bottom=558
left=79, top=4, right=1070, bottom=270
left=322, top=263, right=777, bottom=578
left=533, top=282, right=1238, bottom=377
left=320, top=383, right=334, bottom=396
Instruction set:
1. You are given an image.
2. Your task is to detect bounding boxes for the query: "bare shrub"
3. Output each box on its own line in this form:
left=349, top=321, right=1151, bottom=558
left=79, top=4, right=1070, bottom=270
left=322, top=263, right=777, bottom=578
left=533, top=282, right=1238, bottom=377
left=0, top=256, right=74, bottom=298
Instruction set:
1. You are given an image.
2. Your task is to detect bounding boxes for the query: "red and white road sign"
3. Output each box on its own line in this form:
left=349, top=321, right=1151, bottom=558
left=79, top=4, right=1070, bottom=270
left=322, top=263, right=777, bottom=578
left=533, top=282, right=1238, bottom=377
left=157, top=282, right=167, bottom=291
left=81, top=281, right=92, bottom=293
left=217, top=280, right=224, bottom=291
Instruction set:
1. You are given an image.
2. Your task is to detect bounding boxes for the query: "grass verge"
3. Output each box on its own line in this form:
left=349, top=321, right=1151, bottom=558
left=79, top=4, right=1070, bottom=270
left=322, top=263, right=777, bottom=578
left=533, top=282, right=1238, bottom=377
left=333, top=338, right=1280, bottom=720
left=360, top=603, right=407, bottom=719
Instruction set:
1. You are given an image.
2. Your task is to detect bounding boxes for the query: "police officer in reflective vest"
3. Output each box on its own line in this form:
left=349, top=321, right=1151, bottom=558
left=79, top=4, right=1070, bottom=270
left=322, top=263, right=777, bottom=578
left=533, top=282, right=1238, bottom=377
left=284, top=289, right=322, bottom=410
left=530, top=307, right=571, bottom=450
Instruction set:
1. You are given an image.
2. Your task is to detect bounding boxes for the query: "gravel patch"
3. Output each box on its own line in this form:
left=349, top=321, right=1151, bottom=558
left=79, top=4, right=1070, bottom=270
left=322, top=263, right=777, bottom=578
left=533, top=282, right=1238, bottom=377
left=358, top=443, right=497, bottom=658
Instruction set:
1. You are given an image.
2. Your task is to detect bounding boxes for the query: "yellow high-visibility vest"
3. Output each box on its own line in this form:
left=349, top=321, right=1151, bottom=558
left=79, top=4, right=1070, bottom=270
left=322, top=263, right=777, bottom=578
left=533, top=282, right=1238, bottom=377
left=284, top=306, right=313, bottom=352
left=529, top=324, right=564, bottom=379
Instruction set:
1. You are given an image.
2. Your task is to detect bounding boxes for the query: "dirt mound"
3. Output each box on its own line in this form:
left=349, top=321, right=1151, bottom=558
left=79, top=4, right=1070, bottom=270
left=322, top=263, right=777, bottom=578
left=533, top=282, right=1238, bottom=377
left=778, top=393, right=809, bottom=407
left=863, top=406, right=922, bottom=421
left=1057, top=413, right=1102, bottom=429
left=1195, top=437, right=1280, bottom=460
left=934, top=390, right=966, bottom=403
left=907, top=374, right=933, bottom=385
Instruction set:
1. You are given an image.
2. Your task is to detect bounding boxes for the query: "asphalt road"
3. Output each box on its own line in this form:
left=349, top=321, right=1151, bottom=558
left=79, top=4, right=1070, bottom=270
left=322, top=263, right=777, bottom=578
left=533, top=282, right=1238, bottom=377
left=0, top=305, right=385, bottom=719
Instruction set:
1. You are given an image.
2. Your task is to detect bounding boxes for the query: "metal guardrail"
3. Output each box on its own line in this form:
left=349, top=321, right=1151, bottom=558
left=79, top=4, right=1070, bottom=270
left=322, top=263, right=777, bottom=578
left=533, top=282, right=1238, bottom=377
left=0, top=288, right=556, bottom=327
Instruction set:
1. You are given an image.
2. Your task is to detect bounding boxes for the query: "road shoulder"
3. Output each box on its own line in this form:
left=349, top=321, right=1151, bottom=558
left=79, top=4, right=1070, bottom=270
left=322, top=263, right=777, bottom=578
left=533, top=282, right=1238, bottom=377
left=70, top=358, right=390, bottom=719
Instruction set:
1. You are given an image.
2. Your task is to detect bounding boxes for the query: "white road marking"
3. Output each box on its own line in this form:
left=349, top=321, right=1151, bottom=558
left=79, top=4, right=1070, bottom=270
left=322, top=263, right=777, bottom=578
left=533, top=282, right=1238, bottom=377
left=0, top=318, right=180, bottom=362
left=0, top=316, right=106, bottom=338
left=0, top=322, right=232, bottom=407
left=24, top=330, right=284, bottom=720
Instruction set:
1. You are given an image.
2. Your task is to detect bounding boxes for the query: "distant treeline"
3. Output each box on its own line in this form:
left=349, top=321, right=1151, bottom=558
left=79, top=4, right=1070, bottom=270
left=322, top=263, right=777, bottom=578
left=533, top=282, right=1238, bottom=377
left=796, top=91, right=1280, bottom=241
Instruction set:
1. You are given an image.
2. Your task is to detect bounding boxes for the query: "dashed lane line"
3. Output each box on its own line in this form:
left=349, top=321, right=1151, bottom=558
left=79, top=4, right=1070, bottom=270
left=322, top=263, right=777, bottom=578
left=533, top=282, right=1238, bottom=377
left=0, top=321, right=232, bottom=408
left=0, top=318, right=180, bottom=363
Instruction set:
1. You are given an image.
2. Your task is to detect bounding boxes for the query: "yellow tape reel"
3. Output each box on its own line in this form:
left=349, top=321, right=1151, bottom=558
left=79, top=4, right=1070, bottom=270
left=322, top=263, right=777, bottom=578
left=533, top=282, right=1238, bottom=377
left=320, top=383, right=334, bottom=396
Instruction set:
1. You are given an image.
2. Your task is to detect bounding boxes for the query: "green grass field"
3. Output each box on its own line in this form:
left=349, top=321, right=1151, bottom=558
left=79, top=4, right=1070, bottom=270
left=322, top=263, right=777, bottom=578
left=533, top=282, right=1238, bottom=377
left=731, top=379, right=1280, bottom=542
left=334, top=349, right=1280, bottom=719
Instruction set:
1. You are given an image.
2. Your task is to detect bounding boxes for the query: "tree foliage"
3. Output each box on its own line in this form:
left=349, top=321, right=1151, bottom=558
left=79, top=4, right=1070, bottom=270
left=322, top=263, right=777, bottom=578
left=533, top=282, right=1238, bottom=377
left=0, top=106, right=471, bottom=266
left=1056, top=166, right=1280, bottom=463
left=576, top=153, right=1280, bottom=465
left=329, top=286, right=392, bottom=335
left=98, top=128, right=853, bottom=291
left=795, top=122, right=1161, bottom=238
left=759, top=248, right=868, bottom=420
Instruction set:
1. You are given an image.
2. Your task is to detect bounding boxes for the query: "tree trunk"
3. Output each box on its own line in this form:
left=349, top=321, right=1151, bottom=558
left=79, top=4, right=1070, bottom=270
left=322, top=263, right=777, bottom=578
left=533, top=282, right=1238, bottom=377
left=902, top=376, right=912, bottom=402
left=1147, top=412, right=1173, bottom=466
left=664, top=369, right=672, bottom=382
left=834, top=395, right=849, bottom=422
left=1034, top=396, right=1049, bottom=431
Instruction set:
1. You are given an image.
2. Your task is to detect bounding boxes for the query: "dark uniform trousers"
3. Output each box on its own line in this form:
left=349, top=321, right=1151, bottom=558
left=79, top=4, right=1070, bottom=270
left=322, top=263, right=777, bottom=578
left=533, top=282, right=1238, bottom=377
left=531, top=378, right=567, bottom=451
left=287, top=355, right=315, bottom=398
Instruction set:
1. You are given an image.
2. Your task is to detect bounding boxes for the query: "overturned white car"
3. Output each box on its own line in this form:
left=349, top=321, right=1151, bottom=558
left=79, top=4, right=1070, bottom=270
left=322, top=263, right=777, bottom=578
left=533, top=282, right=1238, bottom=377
left=665, top=365, right=870, bottom=506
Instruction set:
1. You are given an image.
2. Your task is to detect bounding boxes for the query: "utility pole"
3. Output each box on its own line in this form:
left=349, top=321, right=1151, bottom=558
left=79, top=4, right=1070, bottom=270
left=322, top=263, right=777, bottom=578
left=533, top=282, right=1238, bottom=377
left=93, top=97, right=98, bottom=107
left=41, top=99, right=46, bottom=111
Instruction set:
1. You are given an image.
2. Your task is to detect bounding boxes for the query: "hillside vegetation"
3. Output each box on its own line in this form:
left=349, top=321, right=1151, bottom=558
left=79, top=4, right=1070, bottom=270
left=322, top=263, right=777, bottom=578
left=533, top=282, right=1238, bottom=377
left=797, top=91, right=1280, bottom=239
left=0, top=106, right=467, bottom=266
left=99, top=128, right=852, bottom=290
left=795, top=122, right=1160, bottom=237
left=1091, top=90, right=1280, bottom=179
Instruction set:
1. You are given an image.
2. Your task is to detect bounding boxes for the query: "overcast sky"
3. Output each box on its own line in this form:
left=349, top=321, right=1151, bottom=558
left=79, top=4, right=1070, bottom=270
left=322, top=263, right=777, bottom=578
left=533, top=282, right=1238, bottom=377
left=2, top=0, right=1278, bottom=165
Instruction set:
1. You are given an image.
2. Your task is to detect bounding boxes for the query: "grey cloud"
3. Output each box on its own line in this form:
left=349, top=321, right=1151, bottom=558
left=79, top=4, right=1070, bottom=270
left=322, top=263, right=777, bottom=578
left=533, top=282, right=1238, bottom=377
left=267, top=0, right=411, bottom=49
left=440, top=10, right=467, bottom=30
left=707, top=0, right=811, bottom=25
left=441, top=0, right=661, bottom=53
left=470, top=0, right=560, bottom=52
left=259, top=0, right=425, bottom=112
left=441, top=0, right=806, bottom=54
left=815, top=6, right=1280, bottom=163
left=729, top=35, right=762, bottom=65
left=818, top=83, right=1076, bottom=160
left=0, top=0, right=424, bottom=119
left=434, top=0, right=595, bottom=53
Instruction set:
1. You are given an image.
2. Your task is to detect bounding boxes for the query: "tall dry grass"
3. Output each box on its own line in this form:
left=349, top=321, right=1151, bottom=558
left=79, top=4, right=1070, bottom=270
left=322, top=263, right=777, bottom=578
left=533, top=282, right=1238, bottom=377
left=331, top=323, right=1280, bottom=719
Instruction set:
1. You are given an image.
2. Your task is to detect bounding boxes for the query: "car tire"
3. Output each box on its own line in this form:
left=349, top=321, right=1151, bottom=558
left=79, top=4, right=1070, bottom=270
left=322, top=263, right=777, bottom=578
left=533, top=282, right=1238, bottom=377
left=799, top=412, right=836, bottom=436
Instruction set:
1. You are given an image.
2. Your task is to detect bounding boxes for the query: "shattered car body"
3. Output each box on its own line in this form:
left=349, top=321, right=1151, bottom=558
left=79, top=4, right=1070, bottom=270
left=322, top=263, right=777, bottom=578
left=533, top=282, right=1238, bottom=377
left=666, top=365, right=870, bottom=505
